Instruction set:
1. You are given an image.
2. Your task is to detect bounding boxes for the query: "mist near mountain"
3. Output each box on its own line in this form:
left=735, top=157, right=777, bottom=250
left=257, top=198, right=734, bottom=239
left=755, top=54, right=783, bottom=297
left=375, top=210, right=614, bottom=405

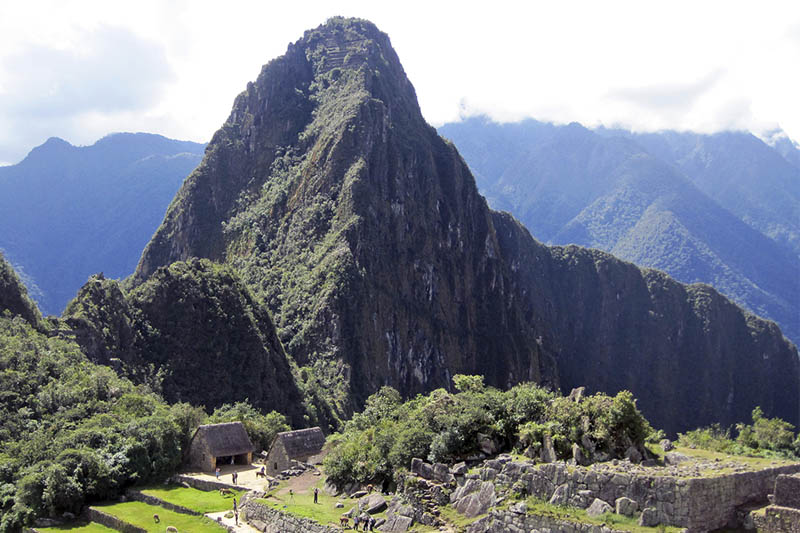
left=0, top=133, right=204, bottom=315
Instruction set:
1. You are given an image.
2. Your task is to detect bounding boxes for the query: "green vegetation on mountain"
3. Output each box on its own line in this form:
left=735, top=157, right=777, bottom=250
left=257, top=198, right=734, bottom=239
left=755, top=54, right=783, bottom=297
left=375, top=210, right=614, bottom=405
left=126, top=18, right=798, bottom=435
left=64, top=259, right=307, bottom=424
left=0, top=315, right=181, bottom=532
left=439, top=117, right=800, bottom=347
left=678, top=406, right=800, bottom=459
left=0, top=133, right=204, bottom=316
left=0, top=253, right=41, bottom=327
left=324, top=378, right=655, bottom=488
left=0, top=260, right=292, bottom=531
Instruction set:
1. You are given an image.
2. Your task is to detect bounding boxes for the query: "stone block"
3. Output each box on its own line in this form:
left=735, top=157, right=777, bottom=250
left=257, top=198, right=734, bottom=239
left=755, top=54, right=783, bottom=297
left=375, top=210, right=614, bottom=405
left=774, top=473, right=800, bottom=509
left=410, top=457, right=434, bottom=480
left=381, top=514, right=413, bottom=532
left=638, top=507, right=659, bottom=527
left=451, top=462, right=468, bottom=475
left=664, top=452, right=690, bottom=465
left=359, top=493, right=387, bottom=514
left=549, top=483, right=570, bottom=506
left=615, top=496, right=638, bottom=517
left=586, top=498, right=612, bottom=517
left=433, top=462, right=455, bottom=484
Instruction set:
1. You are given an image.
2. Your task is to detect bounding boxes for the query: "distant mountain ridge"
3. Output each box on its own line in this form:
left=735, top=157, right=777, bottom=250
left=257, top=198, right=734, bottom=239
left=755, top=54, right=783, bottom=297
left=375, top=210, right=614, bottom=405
left=100, top=18, right=799, bottom=434
left=0, top=133, right=205, bottom=315
left=438, top=117, right=800, bottom=347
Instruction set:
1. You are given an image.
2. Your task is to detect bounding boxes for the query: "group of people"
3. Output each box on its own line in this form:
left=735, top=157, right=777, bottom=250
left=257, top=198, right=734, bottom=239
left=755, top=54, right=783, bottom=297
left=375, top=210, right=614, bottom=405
left=352, top=514, right=376, bottom=531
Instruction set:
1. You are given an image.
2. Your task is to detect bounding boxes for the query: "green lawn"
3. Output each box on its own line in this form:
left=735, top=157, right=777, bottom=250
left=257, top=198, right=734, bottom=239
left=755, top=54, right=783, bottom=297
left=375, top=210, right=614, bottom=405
left=258, top=480, right=388, bottom=527
left=139, top=484, right=245, bottom=514
left=37, top=522, right=118, bottom=533
left=92, top=501, right=227, bottom=533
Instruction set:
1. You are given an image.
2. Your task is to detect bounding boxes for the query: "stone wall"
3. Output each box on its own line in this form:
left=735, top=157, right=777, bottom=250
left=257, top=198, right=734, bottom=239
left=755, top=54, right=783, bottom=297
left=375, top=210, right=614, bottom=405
left=753, top=506, right=800, bottom=533
left=775, top=474, right=800, bottom=509
left=126, top=489, right=201, bottom=516
left=84, top=507, right=147, bottom=533
left=243, top=498, right=340, bottom=533
left=171, top=474, right=238, bottom=492
left=484, top=458, right=800, bottom=531
left=466, top=507, right=629, bottom=533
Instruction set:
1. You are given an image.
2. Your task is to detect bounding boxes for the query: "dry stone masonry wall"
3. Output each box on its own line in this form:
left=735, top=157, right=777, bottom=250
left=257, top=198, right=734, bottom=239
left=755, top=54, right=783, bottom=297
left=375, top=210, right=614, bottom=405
left=243, top=498, right=340, bottom=533
left=485, top=458, right=800, bottom=531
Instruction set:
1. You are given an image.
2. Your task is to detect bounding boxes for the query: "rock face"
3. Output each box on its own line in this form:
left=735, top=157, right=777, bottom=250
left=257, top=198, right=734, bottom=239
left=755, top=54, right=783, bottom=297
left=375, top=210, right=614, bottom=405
left=128, top=17, right=798, bottom=432
left=439, top=118, right=800, bottom=350
left=65, top=259, right=304, bottom=421
left=0, top=253, right=41, bottom=326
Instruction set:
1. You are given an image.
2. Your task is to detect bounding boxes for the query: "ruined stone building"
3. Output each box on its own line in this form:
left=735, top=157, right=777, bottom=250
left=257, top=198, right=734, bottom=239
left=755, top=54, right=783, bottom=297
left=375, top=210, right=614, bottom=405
left=264, top=427, right=325, bottom=475
left=187, top=422, right=254, bottom=472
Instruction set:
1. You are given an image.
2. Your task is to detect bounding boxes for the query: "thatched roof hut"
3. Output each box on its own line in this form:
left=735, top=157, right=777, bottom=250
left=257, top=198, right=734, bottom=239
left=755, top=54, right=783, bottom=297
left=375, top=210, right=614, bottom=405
left=187, top=422, right=254, bottom=472
left=265, top=427, right=325, bottom=475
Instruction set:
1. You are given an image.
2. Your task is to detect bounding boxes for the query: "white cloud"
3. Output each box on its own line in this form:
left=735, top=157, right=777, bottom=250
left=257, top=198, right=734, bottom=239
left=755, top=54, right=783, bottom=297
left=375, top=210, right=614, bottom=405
left=0, top=0, right=798, bottom=162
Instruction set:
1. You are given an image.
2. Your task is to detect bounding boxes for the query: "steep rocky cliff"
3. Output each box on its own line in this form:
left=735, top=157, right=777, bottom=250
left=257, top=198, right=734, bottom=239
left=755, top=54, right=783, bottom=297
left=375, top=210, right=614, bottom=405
left=65, top=259, right=305, bottom=423
left=0, top=253, right=41, bottom=326
left=130, top=18, right=798, bottom=433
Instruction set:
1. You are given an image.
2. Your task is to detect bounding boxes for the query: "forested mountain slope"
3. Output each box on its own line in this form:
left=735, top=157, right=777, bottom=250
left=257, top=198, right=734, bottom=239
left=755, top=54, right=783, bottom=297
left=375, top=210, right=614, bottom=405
left=439, top=117, right=800, bottom=347
left=121, top=18, right=798, bottom=434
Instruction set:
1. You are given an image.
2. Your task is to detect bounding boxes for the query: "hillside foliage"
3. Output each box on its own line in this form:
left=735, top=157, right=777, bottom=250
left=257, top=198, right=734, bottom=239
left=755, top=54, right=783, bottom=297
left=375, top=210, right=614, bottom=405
left=0, top=312, right=288, bottom=532
left=323, top=377, right=655, bottom=488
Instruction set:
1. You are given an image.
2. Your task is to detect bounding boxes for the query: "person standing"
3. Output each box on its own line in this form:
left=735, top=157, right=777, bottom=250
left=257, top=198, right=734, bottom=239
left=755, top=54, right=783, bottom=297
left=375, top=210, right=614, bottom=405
left=215, top=466, right=220, bottom=480
left=313, top=487, right=319, bottom=504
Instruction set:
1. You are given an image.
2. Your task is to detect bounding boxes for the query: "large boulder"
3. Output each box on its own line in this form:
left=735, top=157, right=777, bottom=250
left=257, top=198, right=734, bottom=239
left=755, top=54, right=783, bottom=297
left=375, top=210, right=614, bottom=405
left=625, top=445, right=643, bottom=464
left=451, top=462, right=468, bottom=476
left=615, top=497, right=638, bottom=517
left=639, top=507, right=660, bottom=527
left=477, top=433, right=498, bottom=455
left=664, top=452, right=690, bottom=465
left=410, top=457, right=434, bottom=480
left=359, top=493, right=387, bottom=514
left=433, top=463, right=456, bottom=484
left=454, top=481, right=496, bottom=517
left=586, top=498, right=613, bottom=518
left=381, top=514, right=413, bottom=532
left=540, top=434, right=557, bottom=463
left=549, top=483, right=570, bottom=506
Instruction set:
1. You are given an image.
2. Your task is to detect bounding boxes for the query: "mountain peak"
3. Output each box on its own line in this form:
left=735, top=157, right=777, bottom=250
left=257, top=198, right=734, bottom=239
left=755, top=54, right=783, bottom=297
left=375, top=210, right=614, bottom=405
left=131, top=20, right=799, bottom=432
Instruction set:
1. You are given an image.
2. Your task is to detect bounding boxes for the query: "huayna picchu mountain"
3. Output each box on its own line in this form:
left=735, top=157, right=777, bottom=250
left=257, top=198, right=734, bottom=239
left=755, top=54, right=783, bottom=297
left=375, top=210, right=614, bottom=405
left=102, top=17, right=798, bottom=434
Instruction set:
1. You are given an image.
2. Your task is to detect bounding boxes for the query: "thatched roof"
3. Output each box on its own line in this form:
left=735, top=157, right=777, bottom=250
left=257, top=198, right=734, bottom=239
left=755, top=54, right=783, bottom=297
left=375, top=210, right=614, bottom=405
left=191, top=422, right=253, bottom=456
left=273, top=427, right=325, bottom=459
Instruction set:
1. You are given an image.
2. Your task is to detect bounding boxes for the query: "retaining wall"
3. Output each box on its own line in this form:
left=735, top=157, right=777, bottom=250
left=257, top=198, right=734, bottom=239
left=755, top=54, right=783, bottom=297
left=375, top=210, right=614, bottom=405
left=466, top=508, right=629, bottom=533
left=243, top=498, right=339, bottom=533
left=170, top=474, right=239, bottom=492
left=488, top=459, right=800, bottom=531
left=85, top=507, right=147, bottom=533
left=126, top=489, right=201, bottom=516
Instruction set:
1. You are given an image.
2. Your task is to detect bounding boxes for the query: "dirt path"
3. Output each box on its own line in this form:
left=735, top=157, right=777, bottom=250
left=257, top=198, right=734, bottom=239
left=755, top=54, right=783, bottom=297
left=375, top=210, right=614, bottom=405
left=205, top=511, right=262, bottom=533
left=275, top=470, right=323, bottom=495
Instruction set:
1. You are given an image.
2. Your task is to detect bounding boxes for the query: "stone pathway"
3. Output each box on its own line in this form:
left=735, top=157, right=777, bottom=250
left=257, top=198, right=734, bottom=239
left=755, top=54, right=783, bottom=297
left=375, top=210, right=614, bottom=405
left=206, top=511, right=262, bottom=533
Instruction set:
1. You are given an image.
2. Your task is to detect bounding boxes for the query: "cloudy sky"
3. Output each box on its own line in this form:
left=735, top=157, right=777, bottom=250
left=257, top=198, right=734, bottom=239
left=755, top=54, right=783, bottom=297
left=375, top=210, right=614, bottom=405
left=1, top=0, right=798, bottom=165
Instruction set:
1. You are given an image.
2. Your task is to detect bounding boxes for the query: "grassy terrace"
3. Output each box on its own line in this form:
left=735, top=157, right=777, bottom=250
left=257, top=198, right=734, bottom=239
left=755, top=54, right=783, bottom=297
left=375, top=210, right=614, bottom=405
left=643, top=444, right=798, bottom=476
left=524, top=498, right=684, bottom=533
left=257, top=478, right=389, bottom=528
left=90, top=501, right=226, bottom=533
left=139, top=484, right=246, bottom=514
left=37, top=523, right=118, bottom=533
